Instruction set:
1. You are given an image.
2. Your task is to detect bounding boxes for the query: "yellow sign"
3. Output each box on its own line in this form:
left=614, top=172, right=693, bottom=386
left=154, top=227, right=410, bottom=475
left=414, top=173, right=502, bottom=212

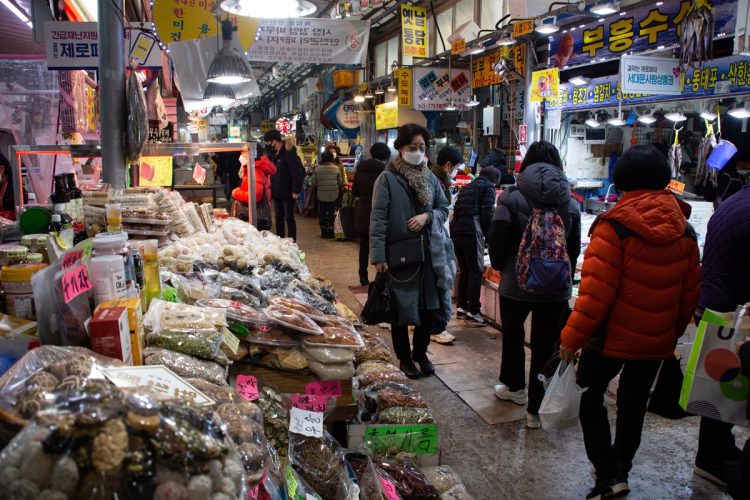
left=138, top=156, right=173, bottom=187
left=530, top=68, right=559, bottom=102
left=401, top=4, right=428, bottom=58
left=451, top=38, right=466, bottom=55
left=471, top=45, right=527, bottom=88
left=512, top=19, right=535, bottom=37
left=514, top=43, right=527, bottom=78
left=375, top=101, right=398, bottom=130
left=668, top=179, right=686, bottom=194
left=397, top=67, right=412, bottom=107
left=153, top=0, right=260, bottom=50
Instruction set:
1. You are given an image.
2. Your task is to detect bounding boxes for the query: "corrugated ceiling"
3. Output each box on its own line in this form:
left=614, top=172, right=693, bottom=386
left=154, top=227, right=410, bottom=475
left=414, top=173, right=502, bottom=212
left=0, top=0, right=42, bottom=55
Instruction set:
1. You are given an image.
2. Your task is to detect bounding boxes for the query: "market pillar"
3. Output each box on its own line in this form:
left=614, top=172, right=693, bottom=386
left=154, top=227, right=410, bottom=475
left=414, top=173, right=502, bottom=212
left=98, top=0, right=127, bottom=189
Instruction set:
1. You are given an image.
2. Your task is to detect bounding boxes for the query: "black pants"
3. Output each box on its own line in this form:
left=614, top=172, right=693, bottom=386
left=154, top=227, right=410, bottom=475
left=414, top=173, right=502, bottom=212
left=577, top=348, right=661, bottom=481
left=697, top=417, right=741, bottom=464
left=358, top=234, right=370, bottom=283
left=391, top=309, right=436, bottom=361
left=318, top=201, right=336, bottom=234
left=498, top=297, right=568, bottom=414
left=273, top=197, right=297, bottom=241
left=453, top=234, right=483, bottom=314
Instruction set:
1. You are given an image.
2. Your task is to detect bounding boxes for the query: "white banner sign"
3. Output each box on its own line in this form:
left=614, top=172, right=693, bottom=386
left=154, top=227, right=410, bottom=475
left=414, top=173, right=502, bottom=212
left=45, top=21, right=163, bottom=70
left=246, top=18, right=370, bottom=65
left=620, top=55, right=681, bottom=95
left=412, top=67, right=472, bottom=111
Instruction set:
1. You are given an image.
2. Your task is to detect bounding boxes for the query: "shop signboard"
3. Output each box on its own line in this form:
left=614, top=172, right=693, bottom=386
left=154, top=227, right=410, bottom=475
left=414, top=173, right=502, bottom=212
left=246, top=18, right=370, bottom=65
left=44, top=21, right=98, bottom=69
left=335, top=100, right=363, bottom=129
left=397, top=67, right=412, bottom=107
left=513, top=19, right=535, bottom=37
left=153, top=0, right=259, bottom=49
left=412, top=67, right=472, bottom=111
left=451, top=38, right=466, bottom=55
left=138, top=156, right=173, bottom=187
left=529, top=68, right=559, bottom=102
left=125, top=22, right=164, bottom=68
left=518, top=124, right=528, bottom=143
left=621, top=55, right=681, bottom=95
left=471, top=45, right=526, bottom=88
left=375, top=101, right=398, bottom=130
left=401, top=4, right=428, bottom=58
left=548, top=0, right=737, bottom=69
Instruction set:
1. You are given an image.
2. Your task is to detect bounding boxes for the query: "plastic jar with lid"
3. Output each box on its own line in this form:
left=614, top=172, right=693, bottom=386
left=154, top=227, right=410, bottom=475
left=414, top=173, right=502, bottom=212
left=0, top=245, right=28, bottom=267
left=90, top=255, right=128, bottom=305
left=1, top=263, right=46, bottom=319
left=21, top=234, right=49, bottom=263
left=92, top=232, right=137, bottom=297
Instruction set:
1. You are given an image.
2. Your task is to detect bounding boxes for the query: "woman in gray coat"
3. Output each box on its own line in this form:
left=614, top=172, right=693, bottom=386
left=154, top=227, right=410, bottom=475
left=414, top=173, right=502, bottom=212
left=370, top=124, right=450, bottom=379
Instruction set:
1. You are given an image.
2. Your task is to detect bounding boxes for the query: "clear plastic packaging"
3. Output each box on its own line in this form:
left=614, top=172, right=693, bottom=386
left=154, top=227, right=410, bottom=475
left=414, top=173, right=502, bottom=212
left=284, top=463, right=322, bottom=500
left=302, top=345, right=356, bottom=364
left=264, top=304, right=324, bottom=335
left=344, top=452, right=385, bottom=500
left=287, top=433, right=354, bottom=500
left=0, top=389, right=247, bottom=499
left=144, top=299, right=227, bottom=332
left=143, top=347, right=228, bottom=386
left=441, top=483, right=473, bottom=499
left=356, top=361, right=401, bottom=377
left=303, top=327, right=364, bottom=349
left=146, top=329, right=230, bottom=366
left=355, top=336, right=393, bottom=365
left=358, top=381, right=416, bottom=423
left=162, top=272, right=222, bottom=304
left=268, top=296, right=326, bottom=322
left=373, top=460, right=439, bottom=499
left=260, top=347, right=308, bottom=371
left=195, top=299, right=270, bottom=337
left=245, top=327, right=301, bottom=348
left=420, top=466, right=464, bottom=496
left=356, top=369, right=408, bottom=389
left=257, top=387, right=289, bottom=457
left=378, top=407, right=435, bottom=425
left=306, top=359, right=355, bottom=381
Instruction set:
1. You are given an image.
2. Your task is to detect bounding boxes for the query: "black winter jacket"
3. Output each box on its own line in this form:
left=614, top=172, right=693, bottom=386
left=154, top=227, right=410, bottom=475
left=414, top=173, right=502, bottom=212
left=269, top=146, right=303, bottom=199
left=353, top=158, right=386, bottom=235
left=449, top=176, right=496, bottom=237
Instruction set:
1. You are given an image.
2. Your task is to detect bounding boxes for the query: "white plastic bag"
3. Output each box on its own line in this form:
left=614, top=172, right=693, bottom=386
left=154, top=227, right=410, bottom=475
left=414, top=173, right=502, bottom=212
left=539, top=361, right=586, bottom=431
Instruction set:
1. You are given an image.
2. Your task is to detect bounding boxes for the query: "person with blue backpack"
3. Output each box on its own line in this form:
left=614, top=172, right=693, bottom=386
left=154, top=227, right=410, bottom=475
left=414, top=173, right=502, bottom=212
left=487, top=141, right=581, bottom=430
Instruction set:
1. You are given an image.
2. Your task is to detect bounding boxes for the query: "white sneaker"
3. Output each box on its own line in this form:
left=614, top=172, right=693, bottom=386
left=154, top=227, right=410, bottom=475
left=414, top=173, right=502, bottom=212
left=526, top=413, right=541, bottom=429
left=430, top=331, right=456, bottom=344
left=464, top=312, right=488, bottom=327
left=493, top=383, right=528, bottom=405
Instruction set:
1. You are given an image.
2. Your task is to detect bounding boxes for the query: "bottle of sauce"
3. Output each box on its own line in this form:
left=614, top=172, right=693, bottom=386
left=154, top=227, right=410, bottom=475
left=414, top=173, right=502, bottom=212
left=65, top=173, right=86, bottom=244
left=141, top=239, right=161, bottom=310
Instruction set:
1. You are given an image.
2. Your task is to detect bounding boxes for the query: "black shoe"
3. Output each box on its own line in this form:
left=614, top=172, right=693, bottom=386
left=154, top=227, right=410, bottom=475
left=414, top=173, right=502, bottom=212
left=399, top=359, right=421, bottom=379
left=320, top=230, right=327, bottom=238
left=412, top=354, right=435, bottom=376
left=456, top=307, right=467, bottom=319
left=359, top=277, right=369, bottom=286
left=694, top=459, right=738, bottom=487
left=586, top=480, right=615, bottom=500
left=464, top=311, right=488, bottom=327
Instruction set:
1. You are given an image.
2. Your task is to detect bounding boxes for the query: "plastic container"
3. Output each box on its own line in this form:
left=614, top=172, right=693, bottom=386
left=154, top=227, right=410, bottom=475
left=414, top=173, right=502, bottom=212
left=93, top=232, right=136, bottom=296
left=195, top=298, right=269, bottom=337
left=26, top=253, right=43, bottom=264
left=1, top=263, right=46, bottom=319
left=303, top=328, right=364, bottom=349
left=21, top=234, right=49, bottom=263
left=707, top=139, right=738, bottom=170
left=141, top=239, right=161, bottom=311
left=90, top=255, right=128, bottom=305
left=105, top=202, right=123, bottom=232
left=0, top=245, right=28, bottom=267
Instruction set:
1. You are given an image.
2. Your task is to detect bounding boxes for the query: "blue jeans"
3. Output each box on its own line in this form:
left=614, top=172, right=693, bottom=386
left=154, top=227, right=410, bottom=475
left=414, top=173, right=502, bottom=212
left=318, top=201, right=336, bottom=233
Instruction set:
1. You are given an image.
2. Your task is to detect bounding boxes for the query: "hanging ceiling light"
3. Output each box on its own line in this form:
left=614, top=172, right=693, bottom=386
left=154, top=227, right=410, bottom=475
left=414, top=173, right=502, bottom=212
left=387, top=81, right=397, bottom=92
left=637, top=113, right=656, bottom=124
left=585, top=112, right=600, bottom=127
left=220, top=0, right=315, bottom=18
left=607, top=113, right=626, bottom=126
left=728, top=100, right=750, bottom=118
left=665, top=109, right=687, bottom=121
left=374, top=86, right=385, bottom=95
left=445, top=99, right=457, bottom=111
left=568, top=76, right=589, bottom=86
left=536, top=16, right=559, bottom=34
left=700, top=110, right=717, bottom=120
left=203, top=83, right=236, bottom=106
left=590, top=0, right=620, bottom=16
left=456, top=120, right=470, bottom=129
left=468, top=41, right=486, bottom=55
left=364, top=88, right=374, bottom=99
left=496, top=30, right=514, bottom=46
left=466, top=95, right=480, bottom=107
left=206, top=20, right=253, bottom=85
left=353, top=90, right=365, bottom=103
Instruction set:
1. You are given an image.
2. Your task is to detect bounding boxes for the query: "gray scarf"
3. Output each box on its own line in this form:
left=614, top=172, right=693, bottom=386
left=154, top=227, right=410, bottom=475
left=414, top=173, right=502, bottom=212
left=391, top=153, right=433, bottom=207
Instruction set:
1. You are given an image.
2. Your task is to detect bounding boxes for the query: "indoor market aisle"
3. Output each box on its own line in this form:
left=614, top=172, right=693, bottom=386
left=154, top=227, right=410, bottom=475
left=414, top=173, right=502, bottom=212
left=294, top=214, right=742, bottom=500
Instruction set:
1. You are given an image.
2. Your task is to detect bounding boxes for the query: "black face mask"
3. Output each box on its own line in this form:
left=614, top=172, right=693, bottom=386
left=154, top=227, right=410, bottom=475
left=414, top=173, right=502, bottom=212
left=265, top=143, right=275, bottom=156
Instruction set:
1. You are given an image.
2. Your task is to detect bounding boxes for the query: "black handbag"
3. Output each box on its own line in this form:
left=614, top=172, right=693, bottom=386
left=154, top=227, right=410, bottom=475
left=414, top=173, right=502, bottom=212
left=361, top=272, right=394, bottom=325
left=387, top=235, right=425, bottom=270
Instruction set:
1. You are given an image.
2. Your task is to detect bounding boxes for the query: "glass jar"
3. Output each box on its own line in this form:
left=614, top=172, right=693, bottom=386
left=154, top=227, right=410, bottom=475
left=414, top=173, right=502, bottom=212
left=21, top=234, right=49, bottom=264
left=92, top=232, right=137, bottom=297
left=0, top=245, right=28, bottom=267
left=1, top=263, right=47, bottom=319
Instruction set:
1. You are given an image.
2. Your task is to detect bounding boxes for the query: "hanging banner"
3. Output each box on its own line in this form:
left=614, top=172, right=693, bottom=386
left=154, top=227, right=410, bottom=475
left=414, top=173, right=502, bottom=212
left=246, top=19, right=370, bottom=65
left=401, top=5, right=428, bottom=58
left=412, top=67, right=472, bottom=111
left=397, top=67, right=412, bottom=107
left=153, top=0, right=260, bottom=49
left=549, top=54, right=750, bottom=111
left=621, top=55, right=682, bottom=95
left=375, top=101, right=398, bottom=130
left=548, top=0, right=737, bottom=69
left=471, top=45, right=526, bottom=88
left=44, top=21, right=98, bottom=70
left=529, top=68, right=559, bottom=102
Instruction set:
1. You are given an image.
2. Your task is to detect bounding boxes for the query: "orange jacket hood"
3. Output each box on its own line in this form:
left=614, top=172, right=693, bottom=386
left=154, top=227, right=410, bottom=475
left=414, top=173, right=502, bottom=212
left=597, top=189, right=689, bottom=245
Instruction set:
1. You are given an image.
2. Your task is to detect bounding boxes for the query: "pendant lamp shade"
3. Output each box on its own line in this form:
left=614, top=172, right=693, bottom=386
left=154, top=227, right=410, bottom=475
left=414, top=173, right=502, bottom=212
left=203, top=82, right=236, bottom=105
left=206, top=20, right=253, bottom=85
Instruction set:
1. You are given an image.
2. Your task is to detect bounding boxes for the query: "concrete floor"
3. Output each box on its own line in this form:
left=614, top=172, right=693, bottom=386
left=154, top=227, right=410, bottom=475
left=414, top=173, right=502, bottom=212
left=293, top=214, right=743, bottom=500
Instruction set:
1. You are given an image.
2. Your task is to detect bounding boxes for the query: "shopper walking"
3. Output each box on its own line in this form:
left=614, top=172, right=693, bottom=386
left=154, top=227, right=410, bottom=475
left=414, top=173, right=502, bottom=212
left=231, top=146, right=277, bottom=230
left=689, top=185, right=750, bottom=491
left=370, top=124, right=450, bottom=379
left=559, top=145, right=700, bottom=499
left=264, top=130, right=303, bottom=241
left=429, top=146, right=463, bottom=344
left=353, top=142, right=390, bottom=285
left=487, top=140, right=581, bottom=429
left=311, top=150, right=344, bottom=239
left=450, top=165, right=500, bottom=327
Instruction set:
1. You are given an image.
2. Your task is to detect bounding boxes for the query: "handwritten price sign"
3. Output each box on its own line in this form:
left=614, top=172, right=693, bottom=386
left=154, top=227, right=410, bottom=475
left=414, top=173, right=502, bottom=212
left=364, top=424, right=439, bottom=454
left=61, top=248, right=84, bottom=270
left=62, top=264, right=92, bottom=303
left=291, top=394, right=327, bottom=413
left=305, top=380, right=342, bottom=398
left=289, top=407, right=323, bottom=438
left=235, top=374, right=259, bottom=401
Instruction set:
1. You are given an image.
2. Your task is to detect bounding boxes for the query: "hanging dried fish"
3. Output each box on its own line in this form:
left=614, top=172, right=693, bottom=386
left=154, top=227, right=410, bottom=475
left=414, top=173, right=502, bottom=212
left=695, top=121, right=718, bottom=187
left=680, top=0, right=715, bottom=67
left=668, top=128, right=683, bottom=178
left=126, top=64, right=149, bottom=163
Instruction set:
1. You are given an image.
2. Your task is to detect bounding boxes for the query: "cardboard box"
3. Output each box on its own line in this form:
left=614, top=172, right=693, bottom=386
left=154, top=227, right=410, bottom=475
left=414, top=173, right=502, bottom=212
left=98, top=298, right=144, bottom=365
left=89, top=306, right=132, bottom=364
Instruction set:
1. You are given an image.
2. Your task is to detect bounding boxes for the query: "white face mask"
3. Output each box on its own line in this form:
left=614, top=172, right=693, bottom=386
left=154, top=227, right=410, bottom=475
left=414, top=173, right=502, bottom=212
left=402, top=150, right=424, bottom=166
left=239, top=155, right=248, bottom=166
left=451, top=163, right=465, bottom=178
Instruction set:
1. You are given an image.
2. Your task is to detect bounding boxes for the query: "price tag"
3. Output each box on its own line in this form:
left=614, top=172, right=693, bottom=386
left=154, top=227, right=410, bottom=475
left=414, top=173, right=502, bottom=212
left=291, top=394, right=327, bottom=412
left=305, top=380, right=342, bottom=397
left=76, top=239, right=93, bottom=261
left=235, top=374, right=259, bottom=401
left=62, top=264, right=92, bottom=303
left=364, top=424, right=439, bottom=454
left=61, top=248, right=84, bottom=269
left=379, top=477, right=400, bottom=500
left=668, top=179, right=686, bottom=195
left=222, top=327, right=240, bottom=354
left=289, top=407, right=324, bottom=438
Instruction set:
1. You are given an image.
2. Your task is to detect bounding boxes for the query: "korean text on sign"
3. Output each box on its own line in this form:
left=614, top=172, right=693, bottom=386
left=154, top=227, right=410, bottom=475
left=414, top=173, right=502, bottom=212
left=401, top=4, right=428, bottom=58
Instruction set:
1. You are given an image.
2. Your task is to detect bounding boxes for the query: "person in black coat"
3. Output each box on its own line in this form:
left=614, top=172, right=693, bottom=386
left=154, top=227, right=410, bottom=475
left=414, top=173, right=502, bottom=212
left=449, top=166, right=501, bottom=326
left=729, top=329, right=750, bottom=499
left=264, top=129, right=304, bottom=241
left=353, top=142, right=390, bottom=285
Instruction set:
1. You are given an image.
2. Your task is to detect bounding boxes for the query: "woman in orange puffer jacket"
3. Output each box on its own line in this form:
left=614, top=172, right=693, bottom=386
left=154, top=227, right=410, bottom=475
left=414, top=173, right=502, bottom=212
left=560, top=145, right=700, bottom=500
left=232, top=152, right=277, bottom=204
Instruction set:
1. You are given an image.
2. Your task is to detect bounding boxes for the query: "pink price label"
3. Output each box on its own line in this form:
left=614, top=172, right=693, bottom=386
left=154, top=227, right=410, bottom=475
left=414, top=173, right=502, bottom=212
left=62, top=264, right=92, bottom=303
left=305, top=380, right=342, bottom=397
left=291, top=394, right=327, bottom=413
left=379, top=477, right=399, bottom=500
left=236, top=375, right=259, bottom=401
left=61, top=248, right=84, bottom=270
